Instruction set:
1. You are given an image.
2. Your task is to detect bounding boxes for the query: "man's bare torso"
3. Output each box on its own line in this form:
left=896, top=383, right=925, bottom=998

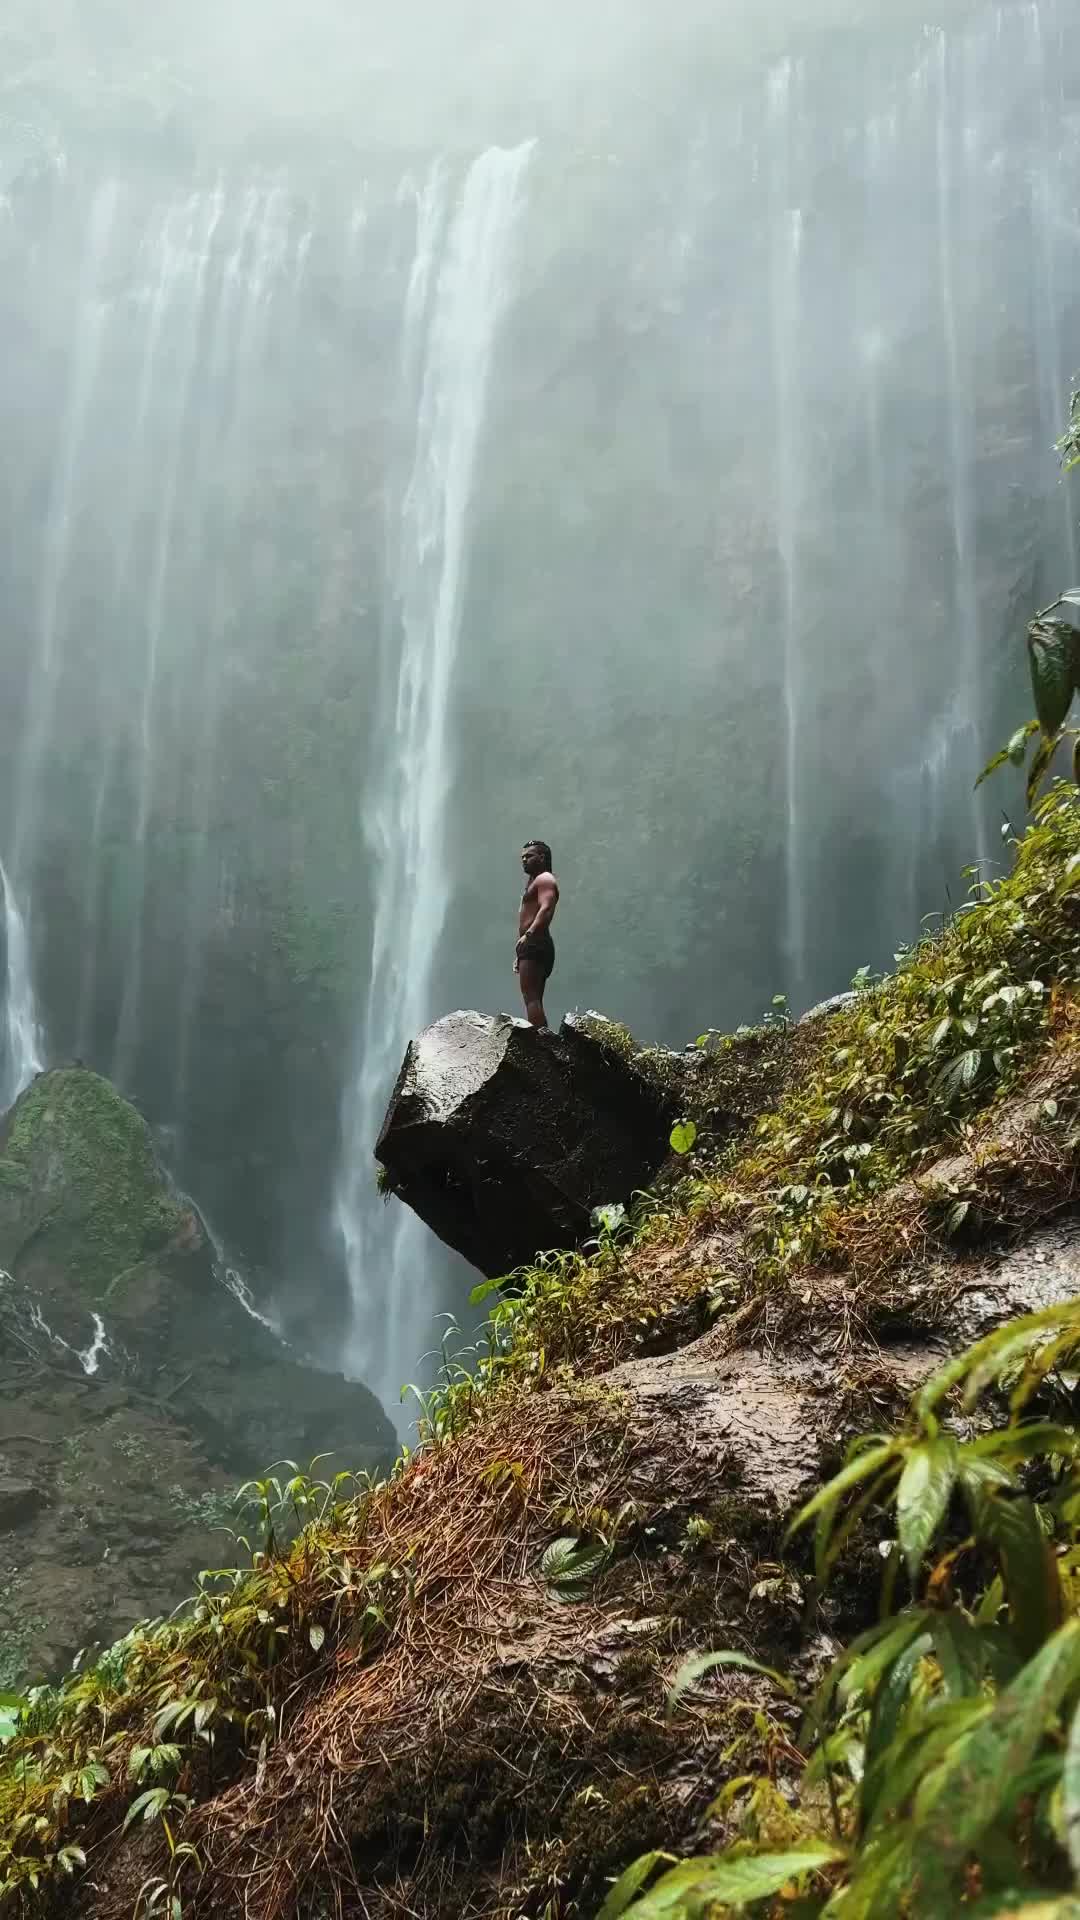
left=519, top=873, right=557, bottom=939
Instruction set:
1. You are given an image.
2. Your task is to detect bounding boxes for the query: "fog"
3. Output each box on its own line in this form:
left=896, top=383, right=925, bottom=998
left=0, top=0, right=1077, bottom=1421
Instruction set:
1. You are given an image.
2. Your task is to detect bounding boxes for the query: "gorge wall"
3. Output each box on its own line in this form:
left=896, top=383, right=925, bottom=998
left=0, top=0, right=1078, bottom=1417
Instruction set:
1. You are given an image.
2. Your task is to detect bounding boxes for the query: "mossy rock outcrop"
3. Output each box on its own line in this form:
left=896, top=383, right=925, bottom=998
left=0, top=1069, right=397, bottom=1691
left=0, top=1068, right=188, bottom=1298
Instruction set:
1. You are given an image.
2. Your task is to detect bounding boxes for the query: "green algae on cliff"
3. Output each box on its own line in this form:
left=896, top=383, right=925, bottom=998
left=0, top=1067, right=187, bottom=1296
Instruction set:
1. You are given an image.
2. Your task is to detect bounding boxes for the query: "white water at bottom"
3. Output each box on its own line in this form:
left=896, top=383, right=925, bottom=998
left=334, top=142, right=533, bottom=1421
left=201, top=1210, right=281, bottom=1336
left=0, top=861, right=44, bottom=1112
left=78, top=1313, right=109, bottom=1376
left=27, top=1300, right=110, bottom=1377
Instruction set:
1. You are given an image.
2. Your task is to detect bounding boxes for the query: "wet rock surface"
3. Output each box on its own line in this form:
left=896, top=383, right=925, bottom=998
left=376, top=1011, right=679, bottom=1276
left=0, top=1461, right=43, bottom=1530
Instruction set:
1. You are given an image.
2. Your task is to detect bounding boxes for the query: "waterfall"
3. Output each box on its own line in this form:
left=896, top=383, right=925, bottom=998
left=0, top=0, right=1078, bottom=1415
left=0, top=862, right=43, bottom=1112
left=933, top=30, right=990, bottom=879
left=111, top=189, right=228, bottom=1086
left=10, top=181, right=117, bottom=883
left=1025, top=0, right=1080, bottom=589
left=334, top=142, right=534, bottom=1416
left=767, top=58, right=807, bottom=1004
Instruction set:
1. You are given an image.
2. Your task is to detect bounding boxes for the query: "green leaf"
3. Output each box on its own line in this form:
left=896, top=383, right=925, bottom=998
left=1062, top=1698, right=1080, bottom=1882
left=896, top=1437, right=958, bottom=1579
left=860, top=1632, right=932, bottom=1829
left=946, top=1199, right=971, bottom=1235
left=910, top=1619, right=1080, bottom=1888
left=669, top=1121, right=698, bottom=1156
left=786, top=1440, right=899, bottom=1544
left=667, top=1650, right=795, bottom=1719
left=933, top=1048, right=983, bottom=1101
left=866, top=1698, right=993, bottom=1839
left=965, top=1901, right=1080, bottom=1919
left=1028, top=731, right=1064, bottom=810
left=978, top=1495, right=1063, bottom=1662
left=827, top=1835, right=913, bottom=1919
left=596, top=1852, right=674, bottom=1919
left=803, top=1612, right=932, bottom=1761
left=1009, top=720, right=1041, bottom=763
left=603, top=1848, right=841, bottom=1916
left=915, top=1299, right=1080, bottom=1423
left=1029, top=618, right=1077, bottom=736
left=123, top=1787, right=169, bottom=1832
left=308, top=1623, right=326, bottom=1653
left=592, top=1202, right=628, bottom=1236
left=931, top=1611, right=986, bottom=1699
left=836, top=1612, right=933, bottom=1709
left=469, top=1278, right=505, bottom=1306
left=976, top=745, right=1012, bottom=789
left=972, top=1422, right=1078, bottom=1465
left=541, top=1535, right=609, bottom=1599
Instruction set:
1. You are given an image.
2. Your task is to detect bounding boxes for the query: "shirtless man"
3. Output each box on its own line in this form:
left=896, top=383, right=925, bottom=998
left=515, top=840, right=559, bottom=1031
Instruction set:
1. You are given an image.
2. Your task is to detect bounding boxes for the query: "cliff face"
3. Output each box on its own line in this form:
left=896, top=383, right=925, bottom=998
left=0, top=1069, right=396, bottom=1687
left=5, top=789, right=1080, bottom=1918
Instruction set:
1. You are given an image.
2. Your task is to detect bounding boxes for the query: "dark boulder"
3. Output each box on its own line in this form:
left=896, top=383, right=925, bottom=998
left=0, top=1461, right=43, bottom=1530
left=375, top=1011, right=679, bottom=1277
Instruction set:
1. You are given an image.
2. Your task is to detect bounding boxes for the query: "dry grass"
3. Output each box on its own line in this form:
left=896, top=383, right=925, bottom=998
left=75, top=1385, right=684, bottom=1920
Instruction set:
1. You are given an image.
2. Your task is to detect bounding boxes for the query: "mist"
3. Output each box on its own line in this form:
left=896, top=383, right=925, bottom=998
left=0, top=0, right=1076, bottom=1420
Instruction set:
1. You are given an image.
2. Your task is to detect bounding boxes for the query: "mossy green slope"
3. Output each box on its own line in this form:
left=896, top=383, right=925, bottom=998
left=0, top=1068, right=186, bottom=1296
left=4, top=791, right=1080, bottom=1917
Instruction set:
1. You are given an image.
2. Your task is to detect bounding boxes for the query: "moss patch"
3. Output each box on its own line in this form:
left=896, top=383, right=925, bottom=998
left=0, top=1069, right=186, bottom=1296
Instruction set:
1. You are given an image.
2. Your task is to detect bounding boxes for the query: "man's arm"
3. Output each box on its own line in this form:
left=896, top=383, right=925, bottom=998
left=521, top=876, right=559, bottom=939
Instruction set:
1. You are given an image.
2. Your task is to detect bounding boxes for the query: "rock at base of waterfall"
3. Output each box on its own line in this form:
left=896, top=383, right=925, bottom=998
left=375, top=1011, right=680, bottom=1277
left=0, top=1463, right=44, bottom=1530
left=0, top=1066, right=397, bottom=1686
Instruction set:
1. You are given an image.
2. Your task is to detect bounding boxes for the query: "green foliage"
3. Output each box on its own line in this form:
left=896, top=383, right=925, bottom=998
left=1029, top=614, right=1080, bottom=738
left=608, top=1299, right=1080, bottom=1917
left=0, top=1068, right=186, bottom=1295
left=669, top=1120, right=697, bottom=1156
left=0, top=1461, right=391, bottom=1904
left=977, top=417, right=1080, bottom=810
left=666, top=1651, right=795, bottom=1716
left=976, top=719, right=1041, bottom=788
left=598, top=1849, right=842, bottom=1916
left=540, top=1534, right=611, bottom=1603
left=734, top=786, right=1080, bottom=1290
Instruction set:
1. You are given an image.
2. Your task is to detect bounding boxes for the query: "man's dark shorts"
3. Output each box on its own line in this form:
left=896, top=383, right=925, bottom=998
left=520, top=931, right=555, bottom=980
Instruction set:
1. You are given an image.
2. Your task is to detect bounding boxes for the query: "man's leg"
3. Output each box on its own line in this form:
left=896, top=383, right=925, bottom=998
left=517, top=957, right=548, bottom=1030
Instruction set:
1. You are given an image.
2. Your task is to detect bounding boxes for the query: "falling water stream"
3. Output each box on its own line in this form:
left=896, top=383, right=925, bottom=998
left=334, top=142, right=535, bottom=1409
left=0, top=862, right=43, bottom=1112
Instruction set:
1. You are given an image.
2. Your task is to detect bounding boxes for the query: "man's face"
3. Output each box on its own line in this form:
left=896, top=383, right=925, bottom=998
left=521, top=846, right=542, bottom=877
